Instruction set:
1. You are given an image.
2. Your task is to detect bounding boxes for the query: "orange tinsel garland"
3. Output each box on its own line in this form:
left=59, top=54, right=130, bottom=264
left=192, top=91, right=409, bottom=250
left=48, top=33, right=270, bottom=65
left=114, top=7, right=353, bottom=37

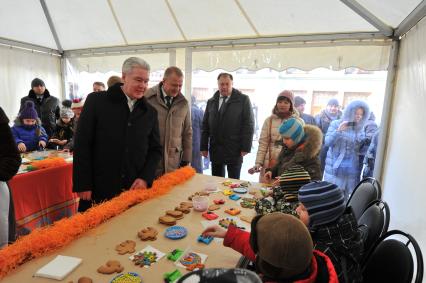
left=29, top=157, right=67, bottom=170
left=0, top=166, right=195, bottom=278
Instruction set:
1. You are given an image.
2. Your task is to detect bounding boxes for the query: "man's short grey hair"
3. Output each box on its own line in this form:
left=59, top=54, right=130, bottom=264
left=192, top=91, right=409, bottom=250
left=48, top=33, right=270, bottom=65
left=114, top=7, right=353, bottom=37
left=122, top=57, right=150, bottom=74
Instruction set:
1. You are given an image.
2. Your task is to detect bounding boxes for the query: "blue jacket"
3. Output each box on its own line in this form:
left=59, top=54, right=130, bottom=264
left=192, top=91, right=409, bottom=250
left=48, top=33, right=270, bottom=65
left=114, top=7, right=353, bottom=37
left=324, top=101, right=370, bottom=176
left=11, top=118, right=48, bottom=151
left=191, top=104, right=204, bottom=173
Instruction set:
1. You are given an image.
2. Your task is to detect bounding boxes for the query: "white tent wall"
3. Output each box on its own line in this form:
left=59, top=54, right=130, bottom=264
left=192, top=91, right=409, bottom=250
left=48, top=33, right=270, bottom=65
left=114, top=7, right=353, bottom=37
left=382, top=16, right=426, bottom=254
left=0, top=46, right=62, bottom=121
left=65, top=52, right=172, bottom=97
left=191, top=42, right=391, bottom=71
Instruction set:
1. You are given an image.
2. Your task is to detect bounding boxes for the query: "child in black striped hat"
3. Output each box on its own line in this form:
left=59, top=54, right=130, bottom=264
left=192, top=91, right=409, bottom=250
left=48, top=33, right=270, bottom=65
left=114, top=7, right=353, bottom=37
left=255, top=165, right=311, bottom=216
left=296, top=181, right=364, bottom=283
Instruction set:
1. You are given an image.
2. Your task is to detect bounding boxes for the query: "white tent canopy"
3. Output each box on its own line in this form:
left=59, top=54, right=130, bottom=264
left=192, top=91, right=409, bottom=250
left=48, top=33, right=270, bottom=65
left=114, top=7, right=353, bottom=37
left=0, top=0, right=422, bottom=52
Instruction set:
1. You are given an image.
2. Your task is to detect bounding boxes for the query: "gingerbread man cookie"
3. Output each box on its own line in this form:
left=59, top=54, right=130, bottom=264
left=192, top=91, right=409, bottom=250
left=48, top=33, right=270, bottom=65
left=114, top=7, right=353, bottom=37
left=188, top=191, right=209, bottom=200
left=138, top=227, right=158, bottom=241
left=78, top=277, right=93, bottom=283
left=97, top=260, right=124, bottom=274
left=175, top=205, right=191, bottom=214
left=166, top=210, right=184, bottom=219
left=180, top=201, right=193, bottom=208
left=115, top=240, right=136, bottom=254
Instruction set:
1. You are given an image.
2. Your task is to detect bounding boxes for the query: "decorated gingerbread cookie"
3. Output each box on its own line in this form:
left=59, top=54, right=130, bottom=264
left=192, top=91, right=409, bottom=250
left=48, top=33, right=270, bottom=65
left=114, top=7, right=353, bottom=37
left=138, top=227, right=158, bottom=241
left=225, top=207, right=241, bottom=215
left=240, top=197, right=257, bottom=209
left=115, top=240, right=136, bottom=254
left=97, top=260, right=124, bottom=274
left=208, top=204, right=220, bottom=211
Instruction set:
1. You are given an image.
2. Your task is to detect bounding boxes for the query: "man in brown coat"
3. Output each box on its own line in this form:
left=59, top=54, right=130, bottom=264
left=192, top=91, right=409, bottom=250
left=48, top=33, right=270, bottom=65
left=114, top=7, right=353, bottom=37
left=145, top=66, right=192, bottom=176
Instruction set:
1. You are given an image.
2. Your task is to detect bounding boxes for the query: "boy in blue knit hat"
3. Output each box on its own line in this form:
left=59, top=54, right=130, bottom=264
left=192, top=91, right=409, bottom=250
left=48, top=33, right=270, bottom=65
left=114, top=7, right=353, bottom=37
left=296, top=181, right=364, bottom=283
left=264, top=117, right=323, bottom=183
left=12, top=101, right=48, bottom=152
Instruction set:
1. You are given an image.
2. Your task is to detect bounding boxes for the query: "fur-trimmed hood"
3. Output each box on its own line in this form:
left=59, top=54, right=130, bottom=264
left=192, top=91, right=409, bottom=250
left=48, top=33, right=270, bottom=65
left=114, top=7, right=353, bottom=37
left=342, top=100, right=370, bottom=131
left=28, top=88, right=51, bottom=99
left=299, top=124, right=323, bottom=159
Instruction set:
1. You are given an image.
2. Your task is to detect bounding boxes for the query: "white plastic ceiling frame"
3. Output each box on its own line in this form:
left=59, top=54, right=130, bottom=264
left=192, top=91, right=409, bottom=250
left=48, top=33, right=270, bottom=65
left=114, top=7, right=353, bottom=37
left=168, top=0, right=257, bottom=40
left=44, top=0, right=125, bottom=50
left=0, top=0, right=57, bottom=49
left=357, top=0, right=423, bottom=28
left=0, top=0, right=424, bottom=56
left=238, top=0, right=379, bottom=36
left=109, top=0, right=184, bottom=44
left=191, top=41, right=391, bottom=72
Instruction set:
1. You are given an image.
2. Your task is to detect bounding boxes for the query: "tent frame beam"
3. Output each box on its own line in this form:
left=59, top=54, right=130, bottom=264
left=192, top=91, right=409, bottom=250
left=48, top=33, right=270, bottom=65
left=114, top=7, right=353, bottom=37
left=63, top=32, right=388, bottom=57
left=395, top=0, right=426, bottom=37
left=374, top=40, right=399, bottom=183
left=0, top=37, right=60, bottom=56
left=340, top=0, right=394, bottom=37
left=40, top=0, right=63, bottom=53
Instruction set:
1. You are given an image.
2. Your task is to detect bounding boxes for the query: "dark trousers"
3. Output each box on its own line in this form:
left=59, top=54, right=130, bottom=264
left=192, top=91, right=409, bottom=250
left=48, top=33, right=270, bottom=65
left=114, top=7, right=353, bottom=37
left=211, top=163, right=242, bottom=179
left=78, top=199, right=93, bottom=213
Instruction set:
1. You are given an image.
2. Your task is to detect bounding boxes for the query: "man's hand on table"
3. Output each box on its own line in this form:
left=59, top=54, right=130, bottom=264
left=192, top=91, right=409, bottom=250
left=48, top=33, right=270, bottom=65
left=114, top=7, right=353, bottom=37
left=201, top=151, right=208, bottom=158
left=202, top=225, right=227, bottom=238
left=77, top=191, right=92, bottom=200
left=130, top=178, right=147, bottom=190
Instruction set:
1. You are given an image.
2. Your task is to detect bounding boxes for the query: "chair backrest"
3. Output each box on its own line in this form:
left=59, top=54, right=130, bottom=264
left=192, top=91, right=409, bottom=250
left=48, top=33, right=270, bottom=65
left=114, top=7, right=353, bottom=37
left=347, top=177, right=382, bottom=220
left=358, top=200, right=390, bottom=253
left=362, top=230, right=424, bottom=283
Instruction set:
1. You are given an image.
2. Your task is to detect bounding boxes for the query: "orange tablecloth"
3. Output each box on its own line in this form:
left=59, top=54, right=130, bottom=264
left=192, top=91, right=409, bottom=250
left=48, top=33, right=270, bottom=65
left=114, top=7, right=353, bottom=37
left=8, top=163, right=78, bottom=234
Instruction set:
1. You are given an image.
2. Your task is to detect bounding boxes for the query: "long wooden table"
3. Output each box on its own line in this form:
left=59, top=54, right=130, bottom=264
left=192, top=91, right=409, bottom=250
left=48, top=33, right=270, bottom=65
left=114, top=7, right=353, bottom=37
left=3, top=174, right=258, bottom=282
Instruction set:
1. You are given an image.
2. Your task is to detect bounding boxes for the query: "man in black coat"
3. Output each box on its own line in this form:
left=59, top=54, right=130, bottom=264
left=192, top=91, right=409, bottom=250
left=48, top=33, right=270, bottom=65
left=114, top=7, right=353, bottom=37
left=20, top=78, right=60, bottom=137
left=0, top=107, right=21, bottom=246
left=73, top=57, right=162, bottom=212
left=201, top=73, right=254, bottom=179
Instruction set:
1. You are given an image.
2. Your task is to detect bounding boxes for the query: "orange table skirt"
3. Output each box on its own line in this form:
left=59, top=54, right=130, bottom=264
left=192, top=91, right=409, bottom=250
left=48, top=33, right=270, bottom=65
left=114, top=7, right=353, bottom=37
left=8, top=163, right=78, bottom=234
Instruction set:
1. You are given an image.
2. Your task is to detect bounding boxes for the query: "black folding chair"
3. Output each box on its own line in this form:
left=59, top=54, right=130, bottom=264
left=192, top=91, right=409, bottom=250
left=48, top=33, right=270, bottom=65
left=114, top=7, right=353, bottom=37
left=347, top=177, right=382, bottom=220
left=362, top=230, right=424, bottom=283
left=358, top=200, right=390, bottom=254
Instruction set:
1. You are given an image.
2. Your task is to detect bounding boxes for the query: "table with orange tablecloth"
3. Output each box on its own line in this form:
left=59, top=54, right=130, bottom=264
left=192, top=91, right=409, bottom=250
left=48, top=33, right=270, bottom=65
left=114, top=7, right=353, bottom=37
left=8, top=163, right=78, bottom=234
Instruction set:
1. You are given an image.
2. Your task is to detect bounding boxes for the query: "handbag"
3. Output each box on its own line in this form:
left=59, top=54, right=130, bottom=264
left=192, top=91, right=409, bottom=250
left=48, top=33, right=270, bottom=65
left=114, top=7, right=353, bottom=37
left=267, top=118, right=278, bottom=168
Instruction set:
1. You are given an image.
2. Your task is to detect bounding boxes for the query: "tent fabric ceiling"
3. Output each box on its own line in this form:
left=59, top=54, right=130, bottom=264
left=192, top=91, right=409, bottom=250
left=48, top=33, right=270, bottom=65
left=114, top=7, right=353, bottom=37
left=0, top=0, right=422, bottom=51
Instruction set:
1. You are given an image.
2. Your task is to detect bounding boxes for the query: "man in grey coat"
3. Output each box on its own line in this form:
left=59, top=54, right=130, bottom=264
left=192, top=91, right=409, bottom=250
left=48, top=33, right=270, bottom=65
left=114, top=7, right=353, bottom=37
left=201, top=73, right=254, bottom=179
left=145, top=67, right=192, bottom=176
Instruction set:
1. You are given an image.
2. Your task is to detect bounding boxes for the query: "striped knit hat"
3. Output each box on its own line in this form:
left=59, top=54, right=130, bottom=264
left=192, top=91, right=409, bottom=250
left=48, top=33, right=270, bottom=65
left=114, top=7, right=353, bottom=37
left=278, top=165, right=311, bottom=190
left=298, top=181, right=346, bottom=228
left=279, top=118, right=305, bottom=145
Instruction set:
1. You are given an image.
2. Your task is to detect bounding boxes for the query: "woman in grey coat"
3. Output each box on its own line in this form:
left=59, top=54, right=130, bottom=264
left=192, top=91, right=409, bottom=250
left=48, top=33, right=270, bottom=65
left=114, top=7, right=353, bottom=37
left=323, top=100, right=370, bottom=200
